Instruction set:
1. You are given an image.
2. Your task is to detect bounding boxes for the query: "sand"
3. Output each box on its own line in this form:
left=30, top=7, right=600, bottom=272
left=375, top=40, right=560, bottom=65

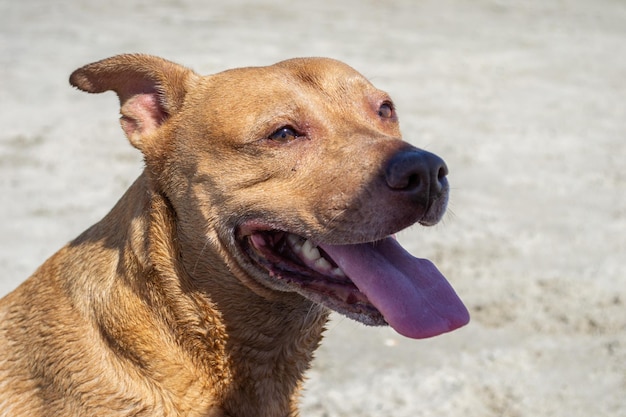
left=1, top=0, right=624, bottom=415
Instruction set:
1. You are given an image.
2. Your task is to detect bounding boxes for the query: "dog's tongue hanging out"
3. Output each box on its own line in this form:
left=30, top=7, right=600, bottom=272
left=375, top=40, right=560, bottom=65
left=319, top=237, right=469, bottom=339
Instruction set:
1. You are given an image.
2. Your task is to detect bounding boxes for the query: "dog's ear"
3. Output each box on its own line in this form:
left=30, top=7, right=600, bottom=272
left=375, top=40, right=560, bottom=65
left=69, top=54, right=198, bottom=150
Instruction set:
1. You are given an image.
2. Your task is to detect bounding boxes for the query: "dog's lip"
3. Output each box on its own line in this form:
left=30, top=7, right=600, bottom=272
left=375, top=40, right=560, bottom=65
left=237, top=220, right=281, bottom=237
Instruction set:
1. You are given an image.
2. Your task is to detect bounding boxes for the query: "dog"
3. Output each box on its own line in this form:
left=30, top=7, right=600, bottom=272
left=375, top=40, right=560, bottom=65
left=0, top=54, right=469, bottom=416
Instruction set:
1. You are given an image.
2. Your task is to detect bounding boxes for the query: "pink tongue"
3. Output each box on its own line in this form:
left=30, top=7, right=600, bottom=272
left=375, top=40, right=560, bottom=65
left=319, top=237, right=469, bottom=339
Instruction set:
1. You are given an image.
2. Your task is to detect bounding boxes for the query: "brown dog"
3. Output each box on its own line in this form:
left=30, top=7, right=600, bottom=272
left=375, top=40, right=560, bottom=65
left=0, top=55, right=469, bottom=416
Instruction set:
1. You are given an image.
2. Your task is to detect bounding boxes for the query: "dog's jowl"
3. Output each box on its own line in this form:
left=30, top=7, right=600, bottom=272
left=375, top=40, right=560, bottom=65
left=0, top=54, right=469, bottom=417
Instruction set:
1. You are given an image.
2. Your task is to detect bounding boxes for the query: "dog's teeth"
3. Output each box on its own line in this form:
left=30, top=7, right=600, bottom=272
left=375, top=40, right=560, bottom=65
left=287, top=234, right=299, bottom=245
left=286, top=234, right=346, bottom=277
left=301, top=239, right=321, bottom=261
left=314, top=257, right=332, bottom=271
left=331, top=267, right=346, bottom=278
left=287, top=234, right=304, bottom=252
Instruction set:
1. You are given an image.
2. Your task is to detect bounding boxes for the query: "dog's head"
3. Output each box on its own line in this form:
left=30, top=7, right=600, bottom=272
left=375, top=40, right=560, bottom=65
left=70, top=54, right=468, bottom=339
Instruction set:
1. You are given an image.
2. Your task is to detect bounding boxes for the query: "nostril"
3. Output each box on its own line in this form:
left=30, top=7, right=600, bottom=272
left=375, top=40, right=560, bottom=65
left=434, top=162, right=449, bottom=193
left=438, top=163, right=448, bottom=180
left=385, top=158, right=423, bottom=191
left=406, top=173, right=421, bottom=191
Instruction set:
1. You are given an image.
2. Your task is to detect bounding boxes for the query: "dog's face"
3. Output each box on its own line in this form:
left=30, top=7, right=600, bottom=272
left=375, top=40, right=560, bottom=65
left=71, top=55, right=468, bottom=339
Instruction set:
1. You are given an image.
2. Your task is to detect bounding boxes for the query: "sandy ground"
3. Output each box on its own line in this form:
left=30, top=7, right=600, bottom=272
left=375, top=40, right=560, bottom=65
left=1, top=0, right=625, bottom=416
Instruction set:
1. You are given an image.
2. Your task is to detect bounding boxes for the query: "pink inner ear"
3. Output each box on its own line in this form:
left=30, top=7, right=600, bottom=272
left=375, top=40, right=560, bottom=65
left=120, top=93, right=167, bottom=140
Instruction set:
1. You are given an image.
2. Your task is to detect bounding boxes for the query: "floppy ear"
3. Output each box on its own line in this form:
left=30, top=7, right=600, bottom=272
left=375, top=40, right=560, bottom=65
left=69, top=54, right=197, bottom=150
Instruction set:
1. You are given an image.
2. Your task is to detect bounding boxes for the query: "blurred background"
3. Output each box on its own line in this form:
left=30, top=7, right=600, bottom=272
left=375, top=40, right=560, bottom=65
left=1, top=1, right=624, bottom=416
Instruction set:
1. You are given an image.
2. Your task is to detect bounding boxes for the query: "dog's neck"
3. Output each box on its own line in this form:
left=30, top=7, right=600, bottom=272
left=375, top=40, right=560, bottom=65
left=92, top=173, right=328, bottom=416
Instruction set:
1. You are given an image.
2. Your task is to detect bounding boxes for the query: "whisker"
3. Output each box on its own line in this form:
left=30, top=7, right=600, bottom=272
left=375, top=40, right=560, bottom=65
left=193, top=237, right=211, bottom=274
left=318, top=208, right=347, bottom=241
left=302, top=303, right=318, bottom=329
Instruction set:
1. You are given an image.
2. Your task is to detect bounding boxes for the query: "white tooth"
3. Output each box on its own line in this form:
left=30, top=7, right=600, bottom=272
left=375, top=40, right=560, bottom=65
left=331, top=267, right=346, bottom=277
left=314, top=257, right=332, bottom=271
left=301, top=239, right=321, bottom=261
left=287, top=234, right=297, bottom=245
left=287, top=234, right=304, bottom=253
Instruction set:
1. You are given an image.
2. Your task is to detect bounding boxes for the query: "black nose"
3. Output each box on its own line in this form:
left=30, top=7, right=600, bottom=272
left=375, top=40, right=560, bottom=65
left=385, top=149, right=449, bottom=197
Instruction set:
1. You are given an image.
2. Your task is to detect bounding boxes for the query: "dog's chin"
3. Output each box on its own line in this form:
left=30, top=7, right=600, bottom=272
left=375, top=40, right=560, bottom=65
left=235, top=227, right=388, bottom=327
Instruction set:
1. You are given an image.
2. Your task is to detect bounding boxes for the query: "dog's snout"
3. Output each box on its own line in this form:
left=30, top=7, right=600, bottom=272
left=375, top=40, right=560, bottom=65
left=385, top=149, right=448, bottom=197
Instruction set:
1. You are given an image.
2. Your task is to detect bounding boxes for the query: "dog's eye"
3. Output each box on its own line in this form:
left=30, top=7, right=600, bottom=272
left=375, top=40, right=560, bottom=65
left=269, top=126, right=299, bottom=143
left=378, top=102, right=394, bottom=119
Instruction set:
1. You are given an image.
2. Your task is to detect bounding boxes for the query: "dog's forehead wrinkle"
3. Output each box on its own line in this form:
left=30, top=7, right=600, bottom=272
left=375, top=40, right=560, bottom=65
left=295, top=70, right=377, bottom=105
left=208, top=58, right=377, bottom=105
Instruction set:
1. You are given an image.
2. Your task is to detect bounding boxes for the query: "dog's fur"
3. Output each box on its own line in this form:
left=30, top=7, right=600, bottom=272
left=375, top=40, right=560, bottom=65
left=0, top=55, right=463, bottom=416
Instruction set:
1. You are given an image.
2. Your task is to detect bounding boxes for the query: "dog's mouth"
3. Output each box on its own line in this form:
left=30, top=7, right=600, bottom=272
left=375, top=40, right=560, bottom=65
left=238, top=226, right=469, bottom=339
